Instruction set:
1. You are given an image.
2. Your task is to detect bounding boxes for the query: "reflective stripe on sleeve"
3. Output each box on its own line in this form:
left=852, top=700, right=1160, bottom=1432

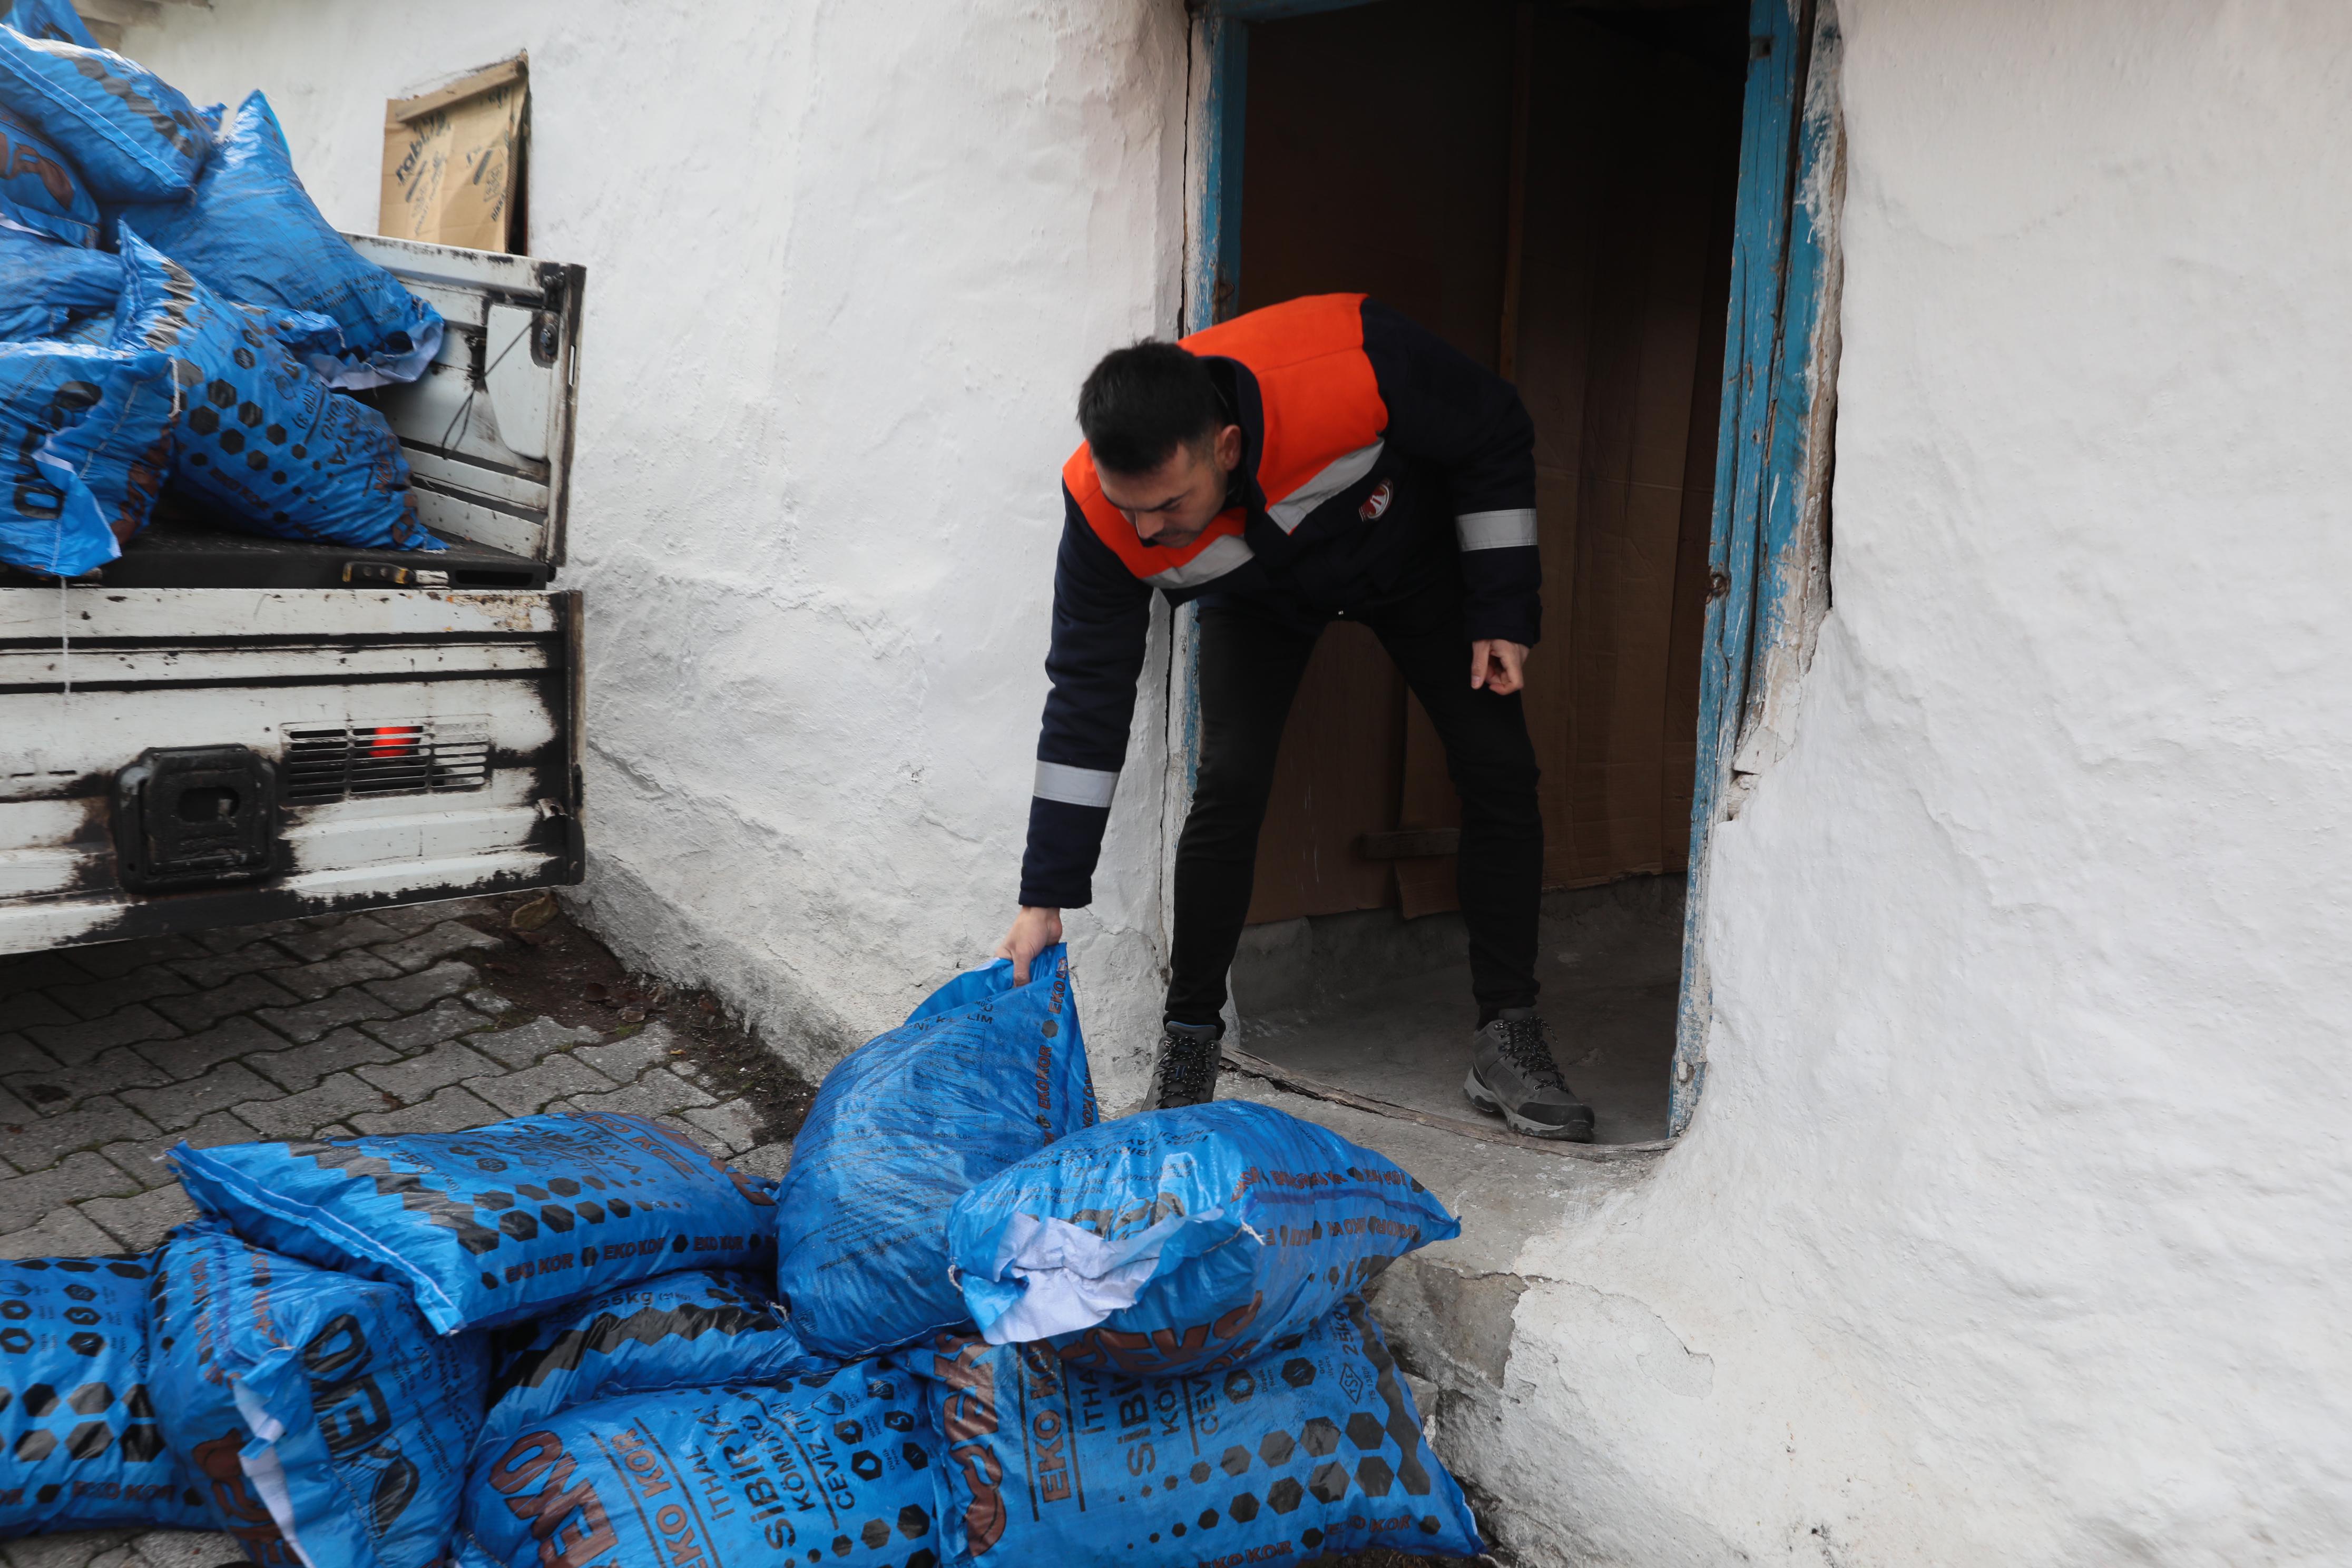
left=1145, top=533, right=1256, bottom=590
left=1034, top=760, right=1119, bottom=809
left=1265, top=440, right=1385, bottom=534
left=1456, top=508, right=1539, bottom=552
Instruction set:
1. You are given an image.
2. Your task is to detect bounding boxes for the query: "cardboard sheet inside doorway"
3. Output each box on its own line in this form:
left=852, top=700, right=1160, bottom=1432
left=1238, top=0, right=1744, bottom=923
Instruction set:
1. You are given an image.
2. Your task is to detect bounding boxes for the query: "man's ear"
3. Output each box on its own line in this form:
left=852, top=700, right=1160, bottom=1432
left=1214, top=423, right=1243, bottom=473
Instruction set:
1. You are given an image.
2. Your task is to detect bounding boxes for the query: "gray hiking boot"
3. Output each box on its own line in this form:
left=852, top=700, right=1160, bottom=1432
left=1465, top=1008, right=1595, bottom=1141
left=1154, top=1021, right=1224, bottom=1110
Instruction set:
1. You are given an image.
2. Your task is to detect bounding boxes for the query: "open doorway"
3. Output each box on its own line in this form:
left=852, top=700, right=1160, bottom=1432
left=1211, top=0, right=1751, bottom=1146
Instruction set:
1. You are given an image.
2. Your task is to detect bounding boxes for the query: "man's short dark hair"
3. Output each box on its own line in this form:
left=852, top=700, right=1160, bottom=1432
left=1077, top=339, right=1224, bottom=475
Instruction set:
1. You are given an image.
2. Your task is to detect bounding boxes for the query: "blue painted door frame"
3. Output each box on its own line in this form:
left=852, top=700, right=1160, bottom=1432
left=1182, top=0, right=1840, bottom=1139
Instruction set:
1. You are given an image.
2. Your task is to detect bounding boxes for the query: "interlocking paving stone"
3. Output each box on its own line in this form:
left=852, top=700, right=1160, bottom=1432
left=369, top=899, right=494, bottom=938
left=0, top=950, right=94, bottom=1002
left=463, top=1053, right=619, bottom=1118
left=372, top=920, right=503, bottom=973
left=357, top=1037, right=501, bottom=1103
left=0, top=1081, right=41, bottom=1128
left=574, top=1021, right=681, bottom=1084
left=270, top=912, right=400, bottom=964
left=131, top=1016, right=291, bottom=1082
left=99, top=1110, right=254, bottom=1190
left=0, top=1204, right=122, bottom=1261
left=230, top=1072, right=385, bottom=1141
left=152, top=971, right=301, bottom=1033
left=2, top=1045, right=172, bottom=1117
left=42, top=962, right=195, bottom=1021
left=735, top=1140, right=794, bottom=1182
left=348, top=1084, right=503, bottom=1138
left=254, top=985, right=400, bottom=1045
left=0, top=1097, right=165, bottom=1174
left=469, top=1015, right=602, bottom=1070
left=362, top=958, right=479, bottom=1013
left=246, top=1025, right=400, bottom=1093
left=80, top=1182, right=199, bottom=1251
left=164, top=939, right=298, bottom=991
left=0, top=1030, right=60, bottom=1067
left=25, top=1003, right=181, bottom=1066
left=358, top=998, right=492, bottom=1053
left=191, top=917, right=306, bottom=954
left=269, top=947, right=401, bottom=1003
left=552, top=1066, right=716, bottom=1121
left=7, top=988, right=80, bottom=1033
left=121, top=1061, right=282, bottom=1134
left=681, top=1098, right=761, bottom=1157
left=60, top=935, right=206, bottom=981
left=463, top=986, right=515, bottom=1017
left=0, top=1150, right=142, bottom=1234
left=121, top=1532, right=247, bottom=1568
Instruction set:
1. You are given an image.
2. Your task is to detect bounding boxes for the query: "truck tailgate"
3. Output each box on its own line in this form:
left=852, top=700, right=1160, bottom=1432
left=0, top=586, right=582, bottom=954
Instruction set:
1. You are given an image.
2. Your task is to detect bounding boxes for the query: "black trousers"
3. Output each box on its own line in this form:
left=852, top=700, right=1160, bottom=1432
left=1164, top=574, right=1543, bottom=1030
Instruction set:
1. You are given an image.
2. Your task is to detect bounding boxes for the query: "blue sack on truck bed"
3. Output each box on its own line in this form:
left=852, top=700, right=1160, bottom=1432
left=0, top=102, right=97, bottom=246
left=171, top=1112, right=780, bottom=1335
left=775, top=945, right=1098, bottom=1362
left=455, top=1360, right=940, bottom=1568
left=114, top=91, right=444, bottom=388
left=0, top=1251, right=210, bottom=1536
left=0, top=27, right=209, bottom=201
left=111, top=227, right=443, bottom=553
left=2, top=0, right=97, bottom=47
left=152, top=1224, right=487, bottom=1568
left=481, top=1267, right=821, bottom=1453
left=0, top=336, right=174, bottom=577
left=916, top=1299, right=1483, bottom=1568
left=945, top=1100, right=1459, bottom=1376
left=0, top=229, right=118, bottom=338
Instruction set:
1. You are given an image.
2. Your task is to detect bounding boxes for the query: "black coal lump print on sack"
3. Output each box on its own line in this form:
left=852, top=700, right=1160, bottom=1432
left=110, top=226, right=442, bottom=551
left=917, top=1297, right=1484, bottom=1565
left=0, top=1253, right=210, bottom=1535
left=170, top=1112, right=780, bottom=1334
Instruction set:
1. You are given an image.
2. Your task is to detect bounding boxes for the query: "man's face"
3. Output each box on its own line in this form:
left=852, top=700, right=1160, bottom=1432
left=1097, top=424, right=1243, bottom=551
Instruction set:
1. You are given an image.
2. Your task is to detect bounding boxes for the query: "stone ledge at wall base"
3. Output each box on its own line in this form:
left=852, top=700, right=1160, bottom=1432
left=1219, top=1074, right=1667, bottom=1567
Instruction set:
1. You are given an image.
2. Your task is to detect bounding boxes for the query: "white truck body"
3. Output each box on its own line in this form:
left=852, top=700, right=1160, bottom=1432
left=0, top=236, right=586, bottom=956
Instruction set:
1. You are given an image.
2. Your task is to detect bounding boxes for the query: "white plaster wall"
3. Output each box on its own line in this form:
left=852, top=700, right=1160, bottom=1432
left=1469, top=1, right=2352, bottom=1562
left=115, top=1, right=2352, bottom=1561
left=122, top=0, right=1192, bottom=1108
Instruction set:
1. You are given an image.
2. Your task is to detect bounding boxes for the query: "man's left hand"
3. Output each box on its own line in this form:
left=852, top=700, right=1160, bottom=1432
left=1471, top=639, right=1528, bottom=695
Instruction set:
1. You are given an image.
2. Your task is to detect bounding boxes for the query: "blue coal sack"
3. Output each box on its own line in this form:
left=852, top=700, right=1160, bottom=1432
left=775, top=945, right=1099, bottom=1362
left=0, top=102, right=96, bottom=246
left=917, top=1299, right=1483, bottom=1567
left=481, top=1267, right=822, bottom=1453
left=0, top=336, right=174, bottom=577
left=2, top=0, right=96, bottom=47
left=170, top=1112, right=780, bottom=1335
left=0, top=1252, right=210, bottom=1536
left=946, top=1100, right=1459, bottom=1376
left=0, top=229, right=118, bottom=338
left=114, top=91, right=444, bottom=388
left=111, top=226, right=443, bottom=552
left=151, top=1224, right=487, bottom=1568
left=454, top=1360, right=940, bottom=1568
left=0, top=27, right=209, bottom=201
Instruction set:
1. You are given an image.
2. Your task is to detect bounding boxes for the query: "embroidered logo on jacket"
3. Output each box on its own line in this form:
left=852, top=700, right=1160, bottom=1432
left=1358, top=480, right=1394, bottom=521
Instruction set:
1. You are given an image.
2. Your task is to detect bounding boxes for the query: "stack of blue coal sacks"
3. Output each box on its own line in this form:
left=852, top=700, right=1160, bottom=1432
left=0, top=941, right=1484, bottom=1568
left=0, top=1, right=444, bottom=580
left=754, top=942, right=1489, bottom=1568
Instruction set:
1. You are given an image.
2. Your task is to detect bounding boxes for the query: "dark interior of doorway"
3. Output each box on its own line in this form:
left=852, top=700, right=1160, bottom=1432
left=1222, top=0, right=1748, bottom=1145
